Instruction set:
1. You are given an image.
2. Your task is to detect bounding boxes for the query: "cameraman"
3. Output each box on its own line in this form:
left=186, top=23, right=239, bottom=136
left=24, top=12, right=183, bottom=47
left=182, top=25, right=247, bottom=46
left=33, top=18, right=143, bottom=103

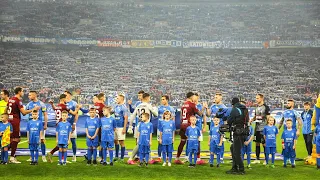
left=226, top=97, right=249, bottom=175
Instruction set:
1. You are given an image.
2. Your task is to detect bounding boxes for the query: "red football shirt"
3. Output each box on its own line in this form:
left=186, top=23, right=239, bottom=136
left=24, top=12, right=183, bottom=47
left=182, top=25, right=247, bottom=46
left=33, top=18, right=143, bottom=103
left=180, top=100, right=199, bottom=129
left=94, top=102, right=105, bottom=118
left=7, top=97, right=23, bottom=124
left=54, top=103, right=69, bottom=122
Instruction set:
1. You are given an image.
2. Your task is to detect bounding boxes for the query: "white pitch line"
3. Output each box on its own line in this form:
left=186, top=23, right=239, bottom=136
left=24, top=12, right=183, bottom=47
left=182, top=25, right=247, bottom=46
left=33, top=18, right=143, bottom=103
left=18, top=140, right=28, bottom=144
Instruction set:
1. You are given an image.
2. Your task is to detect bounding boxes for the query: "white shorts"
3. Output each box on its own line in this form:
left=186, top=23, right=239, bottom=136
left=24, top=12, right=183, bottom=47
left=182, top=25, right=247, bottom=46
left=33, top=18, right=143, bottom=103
left=134, top=123, right=140, bottom=139
left=199, top=132, right=203, bottom=142
left=70, top=126, right=77, bottom=139
left=115, top=128, right=126, bottom=141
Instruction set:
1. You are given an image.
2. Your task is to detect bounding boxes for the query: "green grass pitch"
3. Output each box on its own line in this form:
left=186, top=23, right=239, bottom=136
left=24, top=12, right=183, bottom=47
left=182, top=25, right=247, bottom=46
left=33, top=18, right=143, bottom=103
left=0, top=129, right=319, bottom=180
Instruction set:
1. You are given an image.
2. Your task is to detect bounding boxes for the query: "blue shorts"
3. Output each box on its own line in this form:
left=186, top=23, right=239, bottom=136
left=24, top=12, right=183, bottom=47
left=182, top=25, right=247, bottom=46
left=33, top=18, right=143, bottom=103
left=101, top=141, right=114, bottom=149
left=86, top=139, right=99, bottom=147
left=187, top=141, right=199, bottom=154
left=282, top=144, right=296, bottom=158
left=58, top=144, right=68, bottom=149
left=187, top=148, right=198, bottom=155
left=210, top=143, right=221, bottom=154
left=162, top=144, right=174, bottom=153
left=139, top=145, right=150, bottom=154
left=29, top=144, right=40, bottom=151
left=241, top=144, right=252, bottom=155
left=265, top=147, right=276, bottom=154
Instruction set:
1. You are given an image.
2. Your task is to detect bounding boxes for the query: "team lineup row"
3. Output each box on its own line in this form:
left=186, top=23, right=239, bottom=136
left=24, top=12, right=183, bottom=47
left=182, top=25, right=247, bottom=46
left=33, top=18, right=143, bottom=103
left=0, top=88, right=320, bottom=170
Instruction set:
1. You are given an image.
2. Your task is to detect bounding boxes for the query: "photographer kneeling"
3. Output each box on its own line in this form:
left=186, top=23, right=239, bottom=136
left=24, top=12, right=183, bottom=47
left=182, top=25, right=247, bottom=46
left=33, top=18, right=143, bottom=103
left=226, top=97, right=249, bottom=175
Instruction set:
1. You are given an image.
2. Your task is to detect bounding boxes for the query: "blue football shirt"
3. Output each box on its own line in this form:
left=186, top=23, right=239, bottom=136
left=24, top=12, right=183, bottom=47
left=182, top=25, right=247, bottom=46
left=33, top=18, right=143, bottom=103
left=114, top=104, right=128, bottom=128
left=27, top=119, right=43, bottom=144
left=138, top=122, right=153, bottom=146
left=281, top=129, right=297, bottom=146
left=280, top=109, right=301, bottom=130
left=246, top=126, right=254, bottom=142
left=100, top=116, right=116, bottom=142
left=210, top=103, right=227, bottom=125
left=56, top=121, right=72, bottom=145
left=66, top=100, right=77, bottom=124
left=196, top=103, right=203, bottom=129
left=159, top=120, right=175, bottom=145
left=301, top=110, right=313, bottom=134
left=263, top=125, right=278, bottom=147
left=85, top=117, right=100, bottom=142
left=26, top=100, right=47, bottom=121
left=209, top=125, right=221, bottom=145
left=186, top=126, right=201, bottom=144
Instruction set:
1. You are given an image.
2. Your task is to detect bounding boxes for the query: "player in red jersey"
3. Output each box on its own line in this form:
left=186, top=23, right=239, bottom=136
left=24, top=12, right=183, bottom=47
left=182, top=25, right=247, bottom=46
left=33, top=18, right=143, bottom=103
left=49, top=94, right=80, bottom=123
left=6, top=87, right=40, bottom=164
left=94, top=93, right=106, bottom=118
left=174, top=92, right=204, bottom=164
left=93, top=93, right=106, bottom=162
left=46, top=94, right=78, bottom=163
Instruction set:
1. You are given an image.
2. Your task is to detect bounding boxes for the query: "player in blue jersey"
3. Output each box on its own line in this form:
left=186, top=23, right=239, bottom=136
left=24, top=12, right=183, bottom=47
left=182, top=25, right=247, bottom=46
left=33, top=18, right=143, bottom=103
left=137, top=112, right=153, bottom=167
left=101, top=106, right=116, bottom=166
left=242, top=124, right=254, bottom=169
left=26, top=91, right=48, bottom=162
left=156, top=95, right=175, bottom=163
left=113, top=94, right=128, bottom=163
left=64, top=91, right=82, bottom=162
left=128, top=90, right=144, bottom=113
left=263, top=116, right=278, bottom=168
left=301, top=102, right=313, bottom=160
left=85, top=108, right=100, bottom=166
left=82, top=94, right=99, bottom=162
left=278, top=99, right=302, bottom=136
left=208, top=117, right=223, bottom=167
left=204, top=92, right=227, bottom=163
left=281, top=119, right=297, bottom=168
left=278, top=99, right=302, bottom=165
left=159, top=110, right=175, bottom=167
left=0, top=113, right=12, bottom=165
left=27, top=110, right=44, bottom=165
left=186, top=116, right=201, bottom=168
left=56, top=110, right=72, bottom=166
left=194, top=93, right=206, bottom=165
left=314, top=123, right=320, bottom=170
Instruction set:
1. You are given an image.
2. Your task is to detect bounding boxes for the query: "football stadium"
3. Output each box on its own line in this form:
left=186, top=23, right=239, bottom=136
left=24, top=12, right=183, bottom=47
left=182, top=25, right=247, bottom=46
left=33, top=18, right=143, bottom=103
left=0, top=0, right=320, bottom=179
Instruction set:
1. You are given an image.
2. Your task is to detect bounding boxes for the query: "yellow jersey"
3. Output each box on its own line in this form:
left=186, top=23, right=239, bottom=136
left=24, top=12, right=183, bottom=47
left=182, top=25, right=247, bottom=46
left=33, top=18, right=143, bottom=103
left=0, top=100, right=8, bottom=121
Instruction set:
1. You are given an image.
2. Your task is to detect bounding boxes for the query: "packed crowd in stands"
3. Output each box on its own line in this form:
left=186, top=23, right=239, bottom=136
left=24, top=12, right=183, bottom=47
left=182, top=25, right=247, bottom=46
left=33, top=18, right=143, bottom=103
left=0, top=0, right=319, bottom=108
left=1, top=0, right=320, bottom=41
left=0, top=47, right=319, bottom=108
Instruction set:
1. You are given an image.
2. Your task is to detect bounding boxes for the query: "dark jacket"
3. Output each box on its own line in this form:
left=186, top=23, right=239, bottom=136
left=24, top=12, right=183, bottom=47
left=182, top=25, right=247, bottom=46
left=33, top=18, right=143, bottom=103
left=227, top=103, right=248, bottom=127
